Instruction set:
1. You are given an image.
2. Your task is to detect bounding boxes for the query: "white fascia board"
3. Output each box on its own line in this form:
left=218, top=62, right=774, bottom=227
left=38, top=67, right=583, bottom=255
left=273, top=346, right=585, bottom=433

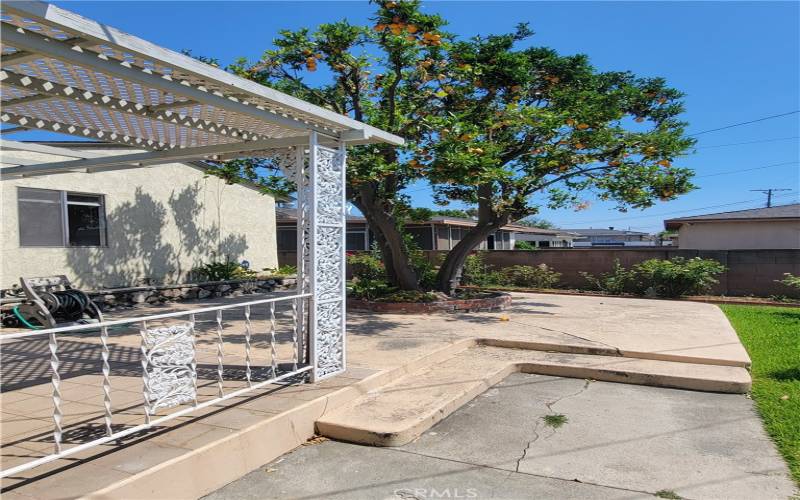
left=2, top=1, right=405, bottom=146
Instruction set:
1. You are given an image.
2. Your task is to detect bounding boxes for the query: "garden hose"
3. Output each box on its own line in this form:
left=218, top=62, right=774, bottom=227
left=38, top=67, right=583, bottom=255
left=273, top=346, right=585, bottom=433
left=11, top=305, right=42, bottom=330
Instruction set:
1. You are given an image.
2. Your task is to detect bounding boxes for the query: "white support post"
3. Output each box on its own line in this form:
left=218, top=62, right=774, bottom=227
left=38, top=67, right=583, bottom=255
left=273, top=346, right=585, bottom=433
left=308, top=132, right=347, bottom=381
left=294, top=145, right=310, bottom=365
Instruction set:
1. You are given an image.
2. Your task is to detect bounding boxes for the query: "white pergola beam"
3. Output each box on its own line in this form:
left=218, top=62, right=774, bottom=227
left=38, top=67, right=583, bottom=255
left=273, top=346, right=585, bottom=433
left=0, top=139, right=105, bottom=158
left=1, top=92, right=54, bottom=107
left=1, top=110, right=173, bottom=150
left=0, top=70, right=273, bottom=142
left=0, top=36, right=90, bottom=65
left=0, top=125, right=29, bottom=135
left=148, top=100, right=198, bottom=112
left=0, top=135, right=311, bottom=177
left=1, top=24, right=335, bottom=139
left=2, top=1, right=404, bottom=146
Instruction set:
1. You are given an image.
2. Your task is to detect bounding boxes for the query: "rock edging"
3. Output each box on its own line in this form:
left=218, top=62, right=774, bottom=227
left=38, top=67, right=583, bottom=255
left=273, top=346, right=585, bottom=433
left=347, top=292, right=512, bottom=314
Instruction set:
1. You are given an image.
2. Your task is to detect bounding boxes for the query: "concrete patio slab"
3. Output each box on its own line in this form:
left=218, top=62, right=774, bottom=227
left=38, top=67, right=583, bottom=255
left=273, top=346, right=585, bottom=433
left=317, top=343, right=750, bottom=447
left=207, top=374, right=797, bottom=500
left=1, top=292, right=757, bottom=498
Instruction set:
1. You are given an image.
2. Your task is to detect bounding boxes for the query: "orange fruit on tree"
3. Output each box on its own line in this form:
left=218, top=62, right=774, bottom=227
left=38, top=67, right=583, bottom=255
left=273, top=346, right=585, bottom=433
left=576, top=123, right=589, bottom=130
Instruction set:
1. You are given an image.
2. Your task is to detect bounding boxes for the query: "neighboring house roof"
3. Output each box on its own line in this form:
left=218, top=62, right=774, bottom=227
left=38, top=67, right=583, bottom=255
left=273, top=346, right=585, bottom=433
left=275, top=210, right=575, bottom=237
left=418, top=216, right=576, bottom=236
left=664, top=203, right=800, bottom=230
left=565, top=228, right=652, bottom=237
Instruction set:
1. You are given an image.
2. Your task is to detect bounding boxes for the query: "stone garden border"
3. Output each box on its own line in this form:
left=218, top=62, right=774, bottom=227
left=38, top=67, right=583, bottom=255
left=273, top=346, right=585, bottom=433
left=1, top=276, right=298, bottom=310
left=347, top=291, right=512, bottom=314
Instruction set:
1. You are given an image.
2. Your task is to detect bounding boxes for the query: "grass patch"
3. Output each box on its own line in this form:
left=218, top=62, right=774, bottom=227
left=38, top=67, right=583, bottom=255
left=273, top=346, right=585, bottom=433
left=543, top=413, right=568, bottom=429
left=654, top=490, right=683, bottom=499
left=720, top=305, right=800, bottom=485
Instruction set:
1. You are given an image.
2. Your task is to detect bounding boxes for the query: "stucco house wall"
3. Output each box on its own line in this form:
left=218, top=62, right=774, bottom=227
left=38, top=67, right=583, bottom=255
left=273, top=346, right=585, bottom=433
left=2, top=147, right=278, bottom=290
left=677, top=220, right=800, bottom=250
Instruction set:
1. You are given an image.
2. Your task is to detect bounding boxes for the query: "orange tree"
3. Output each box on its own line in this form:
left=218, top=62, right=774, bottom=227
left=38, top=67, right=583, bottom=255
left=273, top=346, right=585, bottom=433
left=229, top=0, right=448, bottom=290
left=419, top=27, right=695, bottom=292
left=224, top=0, right=695, bottom=293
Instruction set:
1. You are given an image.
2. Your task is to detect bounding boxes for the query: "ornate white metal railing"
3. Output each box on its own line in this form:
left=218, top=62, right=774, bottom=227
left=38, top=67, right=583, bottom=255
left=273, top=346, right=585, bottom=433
left=0, top=292, right=311, bottom=478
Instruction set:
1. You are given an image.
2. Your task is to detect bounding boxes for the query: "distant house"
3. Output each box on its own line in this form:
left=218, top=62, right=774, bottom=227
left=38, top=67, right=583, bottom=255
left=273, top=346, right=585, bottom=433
left=1, top=142, right=279, bottom=290
left=404, top=216, right=575, bottom=250
left=275, top=211, right=574, bottom=255
left=664, top=203, right=800, bottom=250
left=567, top=227, right=657, bottom=247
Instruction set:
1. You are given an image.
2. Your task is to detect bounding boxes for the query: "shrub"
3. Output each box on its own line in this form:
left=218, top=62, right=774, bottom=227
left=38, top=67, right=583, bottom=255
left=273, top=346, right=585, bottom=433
left=192, top=260, right=257, bottom=281
left=348, top=252, right=391, bottom=300
left=514, top=240, right=537, bottom=251
left=374, top=290, right=439, bottom=303
left=262, top=265, right=297, bottom=277
left=581, top=257, right=725, bottom=298
left=580, top=259, right=638, bottom=295
left=348, top=253, right=386, bottom=282
left=777, top=273, right=800, bottom=290
left=461, top=252, right=502, bottom=287
left=632, top=257, right=725, bottom=298
left=500, top=264, right=561, bottom=288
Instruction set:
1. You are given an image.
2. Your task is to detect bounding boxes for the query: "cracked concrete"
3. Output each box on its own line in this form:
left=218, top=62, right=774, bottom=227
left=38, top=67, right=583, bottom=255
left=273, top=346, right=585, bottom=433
left=206, top=374, right=796, bottom=500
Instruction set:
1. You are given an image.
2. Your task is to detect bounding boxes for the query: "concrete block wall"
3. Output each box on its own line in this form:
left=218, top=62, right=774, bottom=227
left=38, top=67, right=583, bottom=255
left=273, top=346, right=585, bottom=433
left=284, top=248, right=800, bottom=298
left=422, top=249, right=800, bottom=298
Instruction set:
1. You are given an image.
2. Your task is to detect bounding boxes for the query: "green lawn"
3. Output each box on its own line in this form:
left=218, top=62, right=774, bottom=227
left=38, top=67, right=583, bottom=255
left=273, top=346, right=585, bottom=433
left=721, top=305, right=800, bottom=485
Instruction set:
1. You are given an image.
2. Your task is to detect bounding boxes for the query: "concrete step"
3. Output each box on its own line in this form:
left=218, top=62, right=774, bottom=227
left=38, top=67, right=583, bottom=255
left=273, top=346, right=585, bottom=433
left=316, top=345, right=751, bottom=447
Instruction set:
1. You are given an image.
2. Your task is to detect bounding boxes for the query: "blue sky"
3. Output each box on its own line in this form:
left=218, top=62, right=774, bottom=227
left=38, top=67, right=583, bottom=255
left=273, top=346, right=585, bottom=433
left=16, top=1, right=800, bottom=232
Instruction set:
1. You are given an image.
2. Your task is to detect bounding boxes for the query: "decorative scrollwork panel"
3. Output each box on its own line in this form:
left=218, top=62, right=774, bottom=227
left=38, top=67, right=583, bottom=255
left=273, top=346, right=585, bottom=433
left=315, top=146, right=346, bottom=226
left=315, top=226, right=344, bottom=301
left=143, top=323, right=196, bottom=412
left=314, top=300, right=345, bottom=379
left=310, top=137, right=347, bottom=380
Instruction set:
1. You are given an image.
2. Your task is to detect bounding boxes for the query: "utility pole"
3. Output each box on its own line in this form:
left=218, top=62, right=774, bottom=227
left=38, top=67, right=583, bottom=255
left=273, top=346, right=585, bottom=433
left=750, top=188, right=791, bottom=208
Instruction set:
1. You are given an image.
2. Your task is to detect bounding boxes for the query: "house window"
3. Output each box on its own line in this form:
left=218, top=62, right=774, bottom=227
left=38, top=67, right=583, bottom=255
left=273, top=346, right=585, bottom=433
left=277, top=227, right=297, bottom=252
left=18, top=188, right=107, bottom=247
left=346, top=231, right=367, bottom=251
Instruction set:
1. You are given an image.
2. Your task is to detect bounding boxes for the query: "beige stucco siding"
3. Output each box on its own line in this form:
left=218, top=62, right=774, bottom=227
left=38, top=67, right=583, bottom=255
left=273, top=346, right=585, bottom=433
left=677, top=220, right=800, bottom=250
left=2, top=149, right=277, bottom=289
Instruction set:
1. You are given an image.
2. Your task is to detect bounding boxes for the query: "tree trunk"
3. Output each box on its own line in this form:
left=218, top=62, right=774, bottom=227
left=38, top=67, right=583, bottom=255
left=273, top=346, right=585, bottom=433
left=435, top=220, right=505, bottom=294
left=435, top=183, right=508, bottom=294
left=353, top=188, right=420, bottom=291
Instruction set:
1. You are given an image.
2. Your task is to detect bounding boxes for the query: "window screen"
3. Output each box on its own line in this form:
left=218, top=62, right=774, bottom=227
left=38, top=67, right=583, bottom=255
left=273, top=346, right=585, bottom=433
left=18, top=188, right=64, bottom=246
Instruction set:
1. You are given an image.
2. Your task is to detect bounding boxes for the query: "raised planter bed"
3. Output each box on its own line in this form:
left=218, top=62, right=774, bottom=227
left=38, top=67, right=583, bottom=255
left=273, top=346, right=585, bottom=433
left=347, top=291, right=512, bottom=314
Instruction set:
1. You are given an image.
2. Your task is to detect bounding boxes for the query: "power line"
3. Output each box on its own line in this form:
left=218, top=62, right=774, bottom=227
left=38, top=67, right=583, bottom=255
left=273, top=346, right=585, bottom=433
left=696, top=161, right=799, bottom=178
left=566, top=192, right=798, bottom=225
left=750, top=188, right=793, bottom=208
left=688, top=110, right=799, bottom=137
left=697, top=136, right=800, bottom=149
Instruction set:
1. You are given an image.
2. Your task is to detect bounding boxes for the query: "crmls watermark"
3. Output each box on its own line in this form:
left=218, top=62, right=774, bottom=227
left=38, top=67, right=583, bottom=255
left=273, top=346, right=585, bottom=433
left=392, top=487, right=479, bottom=499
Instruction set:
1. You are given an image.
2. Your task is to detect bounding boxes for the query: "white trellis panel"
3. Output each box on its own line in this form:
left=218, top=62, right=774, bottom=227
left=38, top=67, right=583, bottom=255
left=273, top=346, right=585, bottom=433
left=308, top=132, right=347, bottom=380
